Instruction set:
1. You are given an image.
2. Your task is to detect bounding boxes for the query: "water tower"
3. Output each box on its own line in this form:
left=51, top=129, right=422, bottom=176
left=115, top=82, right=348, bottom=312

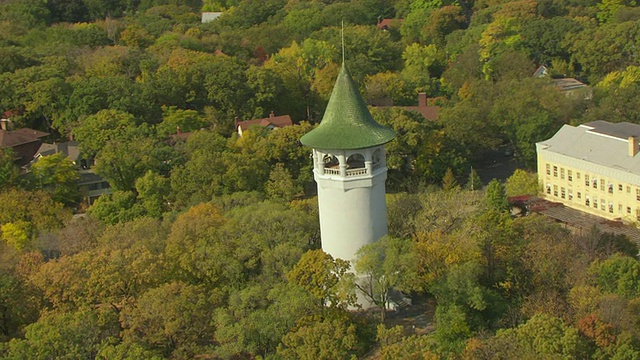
left=300, top=63, right=395, bottom=264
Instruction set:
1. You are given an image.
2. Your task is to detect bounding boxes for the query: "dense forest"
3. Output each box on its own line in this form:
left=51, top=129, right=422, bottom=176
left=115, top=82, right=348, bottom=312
left=2, top=0, right=640, bottom=358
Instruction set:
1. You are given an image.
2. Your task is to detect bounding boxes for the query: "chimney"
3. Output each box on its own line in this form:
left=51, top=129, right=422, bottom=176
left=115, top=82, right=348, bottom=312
left=269, top=111, right=275, bottom=118
left=58, top=141, right=68, bottom=156
left=0, top=119, right=12, bottom=131
left=418, top=93, right=427, bottom=107
left=629, top=136, right=639, bottom=157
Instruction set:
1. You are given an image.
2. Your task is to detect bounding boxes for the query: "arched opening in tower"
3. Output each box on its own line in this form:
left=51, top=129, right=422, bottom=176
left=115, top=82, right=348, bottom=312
left=346, top=153, right=365, bottom=169
left=323, top=154, right=339, bottom=168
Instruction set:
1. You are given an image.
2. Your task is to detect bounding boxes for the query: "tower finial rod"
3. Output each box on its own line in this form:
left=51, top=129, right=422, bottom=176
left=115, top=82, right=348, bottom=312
left=341, top=20, right=345, bottom=64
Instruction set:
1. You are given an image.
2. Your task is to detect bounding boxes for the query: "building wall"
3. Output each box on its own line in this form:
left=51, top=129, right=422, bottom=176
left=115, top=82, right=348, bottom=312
left=537, top=150, right=640, bottom=223
left=313, top=145, right=389, bottom=264
left=316, top=177, right=388, bottom=262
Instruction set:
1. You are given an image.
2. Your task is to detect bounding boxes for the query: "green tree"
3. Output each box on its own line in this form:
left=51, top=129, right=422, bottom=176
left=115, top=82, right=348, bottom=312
left=164, top=202, right=246, bottom=288
left=214, top=283, right=318, bottom=359
left=355, top=236, right=420, bottom=322
left=286, top=249, right=355, bottom=308
left=135, top=171, right=170, bottom=218
left=3, top=307, right=120, bottom=359
left=494, top=314, right=587, bottom=359
left=120, top=282, right=214, bottom=358
left=1, top=221, right=32, bottom=251
left=591, top=255, right=640, bottom=299
left=434, top=304, right=473, bottom=355
left=377, top=325, right=436, bottom=359
left=265, top=163, right=301, bottom=202
left=95, top=137, right=173, bottom=192
left=567, top=22, right=640, bottom=80
left=0, top=189, right=70, bottom=250
left=363, top=71, right=412, bottom=106
left=224, top=200, right=319, bottom=282
left=505, top=169, right=539, bottom=197
left=0, top=272, right=42, bottom=340
left=169, top=129, right=228, bottom=207
left=29, top=153, right=80, bottom=205
left=73, top=109, right=149, bottom=159
left=88, top=191, right=145, bottom=225
left=277, top=318, right=360, bottom=360
left=156, top=106, right=208, bottom=138
left=485, top=179, right=509, bottom=213
left=442, top=168, right=459, bottom=192
left=422, top=5, right=466, bottom=47
left=401, top=43, right=442, bottom=92
left=466, top=167, right=483, bottom=191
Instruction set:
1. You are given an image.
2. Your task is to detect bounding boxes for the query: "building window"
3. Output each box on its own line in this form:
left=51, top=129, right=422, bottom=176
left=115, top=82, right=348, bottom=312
left=553, top=185, right=558, bottom=197
left=577, top=172, right=581, bottom=179
left=593, top=179, right=598, bottom=189
left=577, top=192, right=582, bottom=199
left=619, top=184, right=623, bottom=191
left=593, top=197, right=598, bottom=208
left=601, top=202, right=606, bottom=211
left=636, top=209, right=640, bottom=221
left=600, top=179, right=604, bottom=191
left=585, top=196, right=590, bottom=206
left=628, top=186, right=631, bottom=194
left=619, top=204, right=623, bottom=212
left=585, top=175, right=590, bottom=186
left=568, top=189, right=573, bottom=200
left=560, top=168, right=565, bottom=179
left=608, top=183, right=613, bottom=193
left=546, top=164, right=551, bottom=175
left=628, top=206, right=632, bottom=214
left=553, top=166, right=558, bottom=177
left=636, top=189, right=640, bottom=201
left=546, top=184, right=551, bottom=195
left=561, top=187, right=566, bottom=199
left=609, top=203, right=614, bottom=213
left=568, top=170, right=573, bottom=182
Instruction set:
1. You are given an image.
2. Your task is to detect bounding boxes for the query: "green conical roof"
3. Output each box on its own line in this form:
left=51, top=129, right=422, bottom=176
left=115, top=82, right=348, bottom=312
left=300, top=64, right=395, bottom=150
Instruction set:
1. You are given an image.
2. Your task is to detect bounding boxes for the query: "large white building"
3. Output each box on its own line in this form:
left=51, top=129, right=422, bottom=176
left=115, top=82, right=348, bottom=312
left=300, top=63, right=395, bottom=264
left=537, top=121, right=640, bottom=223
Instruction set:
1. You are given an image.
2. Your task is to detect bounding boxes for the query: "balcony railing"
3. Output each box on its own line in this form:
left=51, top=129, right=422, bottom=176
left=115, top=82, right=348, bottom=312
left=321, top=167, right=371, bottom=177
left=346, top=168, right=368, bottom=176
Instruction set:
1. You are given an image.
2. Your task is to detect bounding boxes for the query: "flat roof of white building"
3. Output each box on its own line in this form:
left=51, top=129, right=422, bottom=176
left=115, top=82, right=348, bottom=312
left=537, top=121, right=640, bottom=176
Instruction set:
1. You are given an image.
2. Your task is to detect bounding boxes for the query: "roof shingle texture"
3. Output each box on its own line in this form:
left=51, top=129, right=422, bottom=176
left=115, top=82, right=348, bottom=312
left=0, top=128, right=49, bottom=148
left=538, top=121, right=640, bottom=174
left=300, top=64, right=395, bottom=150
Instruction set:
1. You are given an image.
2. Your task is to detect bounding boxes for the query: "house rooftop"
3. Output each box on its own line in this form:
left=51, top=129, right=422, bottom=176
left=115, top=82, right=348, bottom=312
left=374, top=93, right=440, bottom=121
left=0, top=128, right=49, bottom=148
left=36, top=141, right=80, bottom=163
left=236, top=112, right=293, bottom=132
left=376, top=18, right=403, bottom=30
left=532, top=65, right=588, bottom=92
left=537, top=121, right=640, bottom=175
left=202, top=12, right=223, bottom=23
left=552, top=78, right=587, bottom=92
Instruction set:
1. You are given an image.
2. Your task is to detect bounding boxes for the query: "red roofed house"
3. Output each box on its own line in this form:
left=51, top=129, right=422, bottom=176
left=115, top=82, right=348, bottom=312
left=0, top=119, right=49, bottom=165
left=375, top=93, right=440, bottom=121
left=377, top=18, right=404, bottom=30
left=400, top=93, right=439, bottom=121
left=235, top=111, right=293, bottom=137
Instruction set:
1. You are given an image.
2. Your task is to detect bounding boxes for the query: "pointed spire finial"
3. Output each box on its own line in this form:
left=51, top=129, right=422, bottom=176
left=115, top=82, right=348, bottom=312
left=341, top=20, right=345, bottom=64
